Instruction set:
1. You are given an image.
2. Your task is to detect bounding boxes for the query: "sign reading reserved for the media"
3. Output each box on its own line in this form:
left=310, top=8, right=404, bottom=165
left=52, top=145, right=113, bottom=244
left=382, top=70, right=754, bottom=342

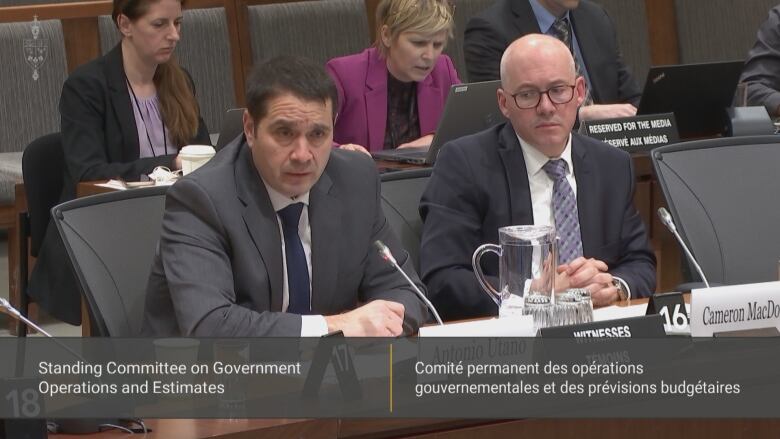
left=691, top=281, right=780, bottom=336
left=580, top=113, right=679, bottom=152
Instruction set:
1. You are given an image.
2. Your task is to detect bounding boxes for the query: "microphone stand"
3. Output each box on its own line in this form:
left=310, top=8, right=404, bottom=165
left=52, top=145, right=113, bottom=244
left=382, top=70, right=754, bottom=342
left=657, top=207, right=711, bottom=288
left=0, top=298, right=131, bottom=434
left=374, top=241, right=444, bottom=325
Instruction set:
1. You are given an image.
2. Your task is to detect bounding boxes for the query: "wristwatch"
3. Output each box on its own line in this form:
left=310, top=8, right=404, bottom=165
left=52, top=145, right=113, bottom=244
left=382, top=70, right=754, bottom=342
left=612, top=278, right=628, bottom=301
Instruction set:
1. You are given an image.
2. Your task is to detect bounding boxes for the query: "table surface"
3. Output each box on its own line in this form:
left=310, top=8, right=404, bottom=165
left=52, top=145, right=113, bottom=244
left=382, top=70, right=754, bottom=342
left=45, top=296, right=695, bottom=439
left=34, top=164, right=694, bottom=439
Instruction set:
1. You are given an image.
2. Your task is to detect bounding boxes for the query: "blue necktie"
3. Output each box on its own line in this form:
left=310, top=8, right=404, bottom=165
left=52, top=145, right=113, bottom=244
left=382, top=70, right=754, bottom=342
left=542, top=159, right=583, bottom=264
left=278, top=203, right=311, bottom=314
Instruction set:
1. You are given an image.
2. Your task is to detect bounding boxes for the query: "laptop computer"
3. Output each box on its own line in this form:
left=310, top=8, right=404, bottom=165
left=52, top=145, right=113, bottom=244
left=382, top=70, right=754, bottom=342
left=371, top=80, right=505, bottom=165
left=637, top=60, right=744, bottom=139
left=215, top=108, right=245, bottom=151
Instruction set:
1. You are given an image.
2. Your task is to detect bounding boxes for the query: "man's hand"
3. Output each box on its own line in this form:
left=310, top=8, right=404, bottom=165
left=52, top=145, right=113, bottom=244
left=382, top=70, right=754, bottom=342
left=398, top=134, right=434, bottom=149
left=324, top=300, right=406, bottom=336
left=578, top=104, right=637, bottom=121
left=339, top=143, right=372, bottom=156
left=557, top=257, right=618, bottom=306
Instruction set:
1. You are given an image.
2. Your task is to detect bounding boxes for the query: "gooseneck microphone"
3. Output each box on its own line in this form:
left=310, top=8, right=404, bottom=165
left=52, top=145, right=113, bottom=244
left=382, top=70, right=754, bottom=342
left=657, top=207, right=711, bottom=288
left=374, top=240, right=443, bottom=325
left=0, top=297, right=53, bottom=338
left=1, top=298, right=142, bottom=434
left=1, top=296, right=88, bottom=363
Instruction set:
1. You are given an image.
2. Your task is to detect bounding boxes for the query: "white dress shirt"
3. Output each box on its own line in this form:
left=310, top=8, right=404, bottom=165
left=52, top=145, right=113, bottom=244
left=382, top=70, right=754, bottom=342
left=516, top=134, right=631, bottom=299
left=517, top=133, right=577, bottom=229
left=263, top=181, right=329, bottom=336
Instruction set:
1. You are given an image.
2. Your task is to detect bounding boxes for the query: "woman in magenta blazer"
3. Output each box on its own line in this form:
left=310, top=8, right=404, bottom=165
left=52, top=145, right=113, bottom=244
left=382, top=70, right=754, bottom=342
left=326, top=0, right=460, bottom=154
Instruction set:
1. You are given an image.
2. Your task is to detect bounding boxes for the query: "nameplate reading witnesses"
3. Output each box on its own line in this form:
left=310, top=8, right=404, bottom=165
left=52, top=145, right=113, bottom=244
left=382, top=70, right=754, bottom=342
left=538, top=315, right=666, bottom=338
left=690, top=281, right=780, bottom=336
left=580, top=113, right=679, bottom=152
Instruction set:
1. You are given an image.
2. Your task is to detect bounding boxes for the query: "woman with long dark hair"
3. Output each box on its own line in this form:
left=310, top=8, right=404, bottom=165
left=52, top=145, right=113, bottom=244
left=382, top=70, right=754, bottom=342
left=29, top=0, right=210, bottom=327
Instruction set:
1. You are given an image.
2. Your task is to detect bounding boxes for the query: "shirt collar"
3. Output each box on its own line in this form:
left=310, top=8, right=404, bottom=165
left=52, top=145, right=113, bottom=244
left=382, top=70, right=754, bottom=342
left=516, top=132, right=574, bottom=178
left=262, top=179, right=310, bottom=212
left=529, top=0, right=571, bottom=33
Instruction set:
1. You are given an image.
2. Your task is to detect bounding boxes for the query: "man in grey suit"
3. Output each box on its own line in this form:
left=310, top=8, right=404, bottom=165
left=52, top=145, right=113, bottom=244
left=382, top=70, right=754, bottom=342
left=143, top=56, right=428, bottom=337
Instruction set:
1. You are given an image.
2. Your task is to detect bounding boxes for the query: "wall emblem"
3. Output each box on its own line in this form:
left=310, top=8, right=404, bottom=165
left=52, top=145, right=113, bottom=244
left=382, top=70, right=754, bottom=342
left=23, top=16, right=49, bottom=81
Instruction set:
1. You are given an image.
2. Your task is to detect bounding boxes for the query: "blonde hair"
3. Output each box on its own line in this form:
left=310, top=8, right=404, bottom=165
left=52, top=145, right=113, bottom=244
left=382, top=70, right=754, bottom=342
left=374, top=0, right=454, bottom=58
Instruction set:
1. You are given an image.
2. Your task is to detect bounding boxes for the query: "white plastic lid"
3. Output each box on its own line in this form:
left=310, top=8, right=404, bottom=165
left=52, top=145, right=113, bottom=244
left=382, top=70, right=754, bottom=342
left=180, top=144, right=216, bottom=156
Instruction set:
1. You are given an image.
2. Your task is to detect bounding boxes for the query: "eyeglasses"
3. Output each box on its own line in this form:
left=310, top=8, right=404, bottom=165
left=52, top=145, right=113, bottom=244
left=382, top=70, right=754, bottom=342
left=510, top=85, right=576, bottom=109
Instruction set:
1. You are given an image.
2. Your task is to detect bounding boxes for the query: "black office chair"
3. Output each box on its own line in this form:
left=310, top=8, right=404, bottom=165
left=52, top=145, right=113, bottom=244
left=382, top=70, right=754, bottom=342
left=652, top=135, right=780, bottom=285
left=51, top=186, right=169, bottom=337
left=18, top=132, right=64, bottom=337
left=215, top=108, right=245, bottom=151
left=380, top=168, right=432, bottom=272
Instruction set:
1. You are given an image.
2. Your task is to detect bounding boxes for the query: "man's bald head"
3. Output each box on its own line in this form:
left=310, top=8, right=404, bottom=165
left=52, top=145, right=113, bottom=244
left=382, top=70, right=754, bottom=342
left=499, top=34, right=576, bottom=90
left=496, top=34, right=585, bottom=157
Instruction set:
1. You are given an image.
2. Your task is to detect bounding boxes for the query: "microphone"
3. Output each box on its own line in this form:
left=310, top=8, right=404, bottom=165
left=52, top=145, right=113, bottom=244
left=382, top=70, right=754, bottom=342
left=0, top=298, right=136, bottom=434
left=657, top=207, right=711, bottom=288
left=0, top=297, right=53, bottom=338
left=374, top=240, right=443, bottom=325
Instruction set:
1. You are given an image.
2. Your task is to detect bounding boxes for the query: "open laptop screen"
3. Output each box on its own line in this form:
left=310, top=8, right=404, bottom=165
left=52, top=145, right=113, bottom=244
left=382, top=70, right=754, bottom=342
left=372, top=80, right=505, bottom=165
left=637, top=61, right=744, bottom=139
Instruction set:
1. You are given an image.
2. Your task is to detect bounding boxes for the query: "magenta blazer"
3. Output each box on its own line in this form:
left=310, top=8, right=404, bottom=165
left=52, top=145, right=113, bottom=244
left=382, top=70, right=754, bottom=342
left=326, top=47, right=461, bottom=152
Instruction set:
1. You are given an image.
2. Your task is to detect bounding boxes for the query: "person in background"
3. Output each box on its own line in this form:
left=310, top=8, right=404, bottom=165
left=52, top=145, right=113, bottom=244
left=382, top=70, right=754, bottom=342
left=739, top=4, right=780, bottom=117
left=326, top=0, right=460, bottom=155
left=143, top=56, right=428, bottom=337
left=419, top=35, right=655, bottom=320
left=60, top=0, right=210, bottom=198
left=464, top=0, right=639, bottom=122
left=29, top=0, right=210, bottom=326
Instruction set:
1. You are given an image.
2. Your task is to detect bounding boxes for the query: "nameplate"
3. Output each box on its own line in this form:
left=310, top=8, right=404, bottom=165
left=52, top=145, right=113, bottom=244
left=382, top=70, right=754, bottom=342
left=538, top=315, right=665, bottom=338
left=1, top=378, right=47, bottom=438
left=646, top=292, right=689, bottom=333
left=418, top=315, right=535, bottom=337
left=302, top=332, right=362, bottom=401
left=713, top=327, right=780, bottom=337
left=580, top=113, right=679, bottom=152
left=690, top=281, right=780, bottom=336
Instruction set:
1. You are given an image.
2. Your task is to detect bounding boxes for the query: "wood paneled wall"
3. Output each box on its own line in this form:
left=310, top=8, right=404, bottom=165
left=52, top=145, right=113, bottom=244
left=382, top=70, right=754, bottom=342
left=0, top=0, right=681, bottom=108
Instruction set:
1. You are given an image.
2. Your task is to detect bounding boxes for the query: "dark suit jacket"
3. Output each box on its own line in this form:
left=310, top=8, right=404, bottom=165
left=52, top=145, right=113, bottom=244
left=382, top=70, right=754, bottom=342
left=463, top=0, right=640, bottom=106
left=59, top=43, right=210, bottom=200
left=27, top=43, right=210, bottom=325
left=143, top=138, right=429, bottom=336
left=419, top=123, right=656, bottom=320
left=739, top=5, right=780, bottom=117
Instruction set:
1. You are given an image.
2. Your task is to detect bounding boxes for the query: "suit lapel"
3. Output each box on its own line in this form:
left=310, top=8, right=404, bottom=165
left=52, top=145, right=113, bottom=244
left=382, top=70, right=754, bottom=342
left=416, top=73, right=441, bottom=135
left=365, top=51, right=388, bottom=151
left=513, top=0, right=543, bottom=34
left=497, top=124, right=534, bottom=225
left=571, top=135, right=597, bottom=256
left=105, top=44, right=141, bottom=161
left=569, top=8, right=602, bottom=102
left=308, top=169, right=340, bottom=312
left=234, top=145, right=285, bottom=311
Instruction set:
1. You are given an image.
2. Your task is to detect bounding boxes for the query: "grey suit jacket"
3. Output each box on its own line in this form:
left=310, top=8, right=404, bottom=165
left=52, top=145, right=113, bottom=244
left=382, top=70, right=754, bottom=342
left=143, top=137, right=429, bottom=336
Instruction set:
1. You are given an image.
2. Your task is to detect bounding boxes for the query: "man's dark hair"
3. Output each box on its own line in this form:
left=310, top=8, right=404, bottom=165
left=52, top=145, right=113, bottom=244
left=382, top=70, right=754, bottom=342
left=245, top=56, right=338, bottom=123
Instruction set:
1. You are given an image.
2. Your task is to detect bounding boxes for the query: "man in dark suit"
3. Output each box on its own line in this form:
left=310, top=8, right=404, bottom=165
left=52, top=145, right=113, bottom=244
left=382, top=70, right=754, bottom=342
left=464, top=0, right=640, bottom=122
left=420, top=35, right=655, bottom=320
left=143, top=56, right=428, bottom=336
